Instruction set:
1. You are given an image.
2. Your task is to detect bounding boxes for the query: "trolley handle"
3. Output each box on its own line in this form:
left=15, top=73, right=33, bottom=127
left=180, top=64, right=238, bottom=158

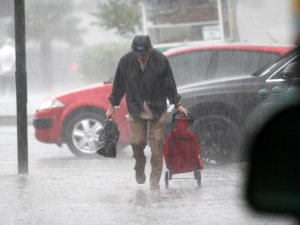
left=172, top=112, right=194, bottom=124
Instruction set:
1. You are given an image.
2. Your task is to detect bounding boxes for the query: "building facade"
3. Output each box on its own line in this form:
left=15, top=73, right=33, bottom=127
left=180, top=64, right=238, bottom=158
left=142, top=0, right=235, bottom=44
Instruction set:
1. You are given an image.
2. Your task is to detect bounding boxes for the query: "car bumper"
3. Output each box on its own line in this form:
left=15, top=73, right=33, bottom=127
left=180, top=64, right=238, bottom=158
left=34, top=108, right=64, bottom=145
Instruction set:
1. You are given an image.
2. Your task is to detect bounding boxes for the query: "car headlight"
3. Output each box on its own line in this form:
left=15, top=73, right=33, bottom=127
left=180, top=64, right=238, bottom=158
left=39, top=98, right=65, bottom=110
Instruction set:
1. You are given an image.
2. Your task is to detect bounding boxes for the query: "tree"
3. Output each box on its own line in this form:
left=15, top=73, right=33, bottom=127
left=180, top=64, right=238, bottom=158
left=0, top=0, right=13, bottom=19
left=25, top=0, right=83, bottom=86
left=92, top=0, right=142, bottom=38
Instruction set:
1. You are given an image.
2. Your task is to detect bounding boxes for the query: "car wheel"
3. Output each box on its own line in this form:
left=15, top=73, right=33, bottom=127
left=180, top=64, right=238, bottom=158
left=65, top=111, right=105, bottom=157
left=193, top=115, right=241, bottom=164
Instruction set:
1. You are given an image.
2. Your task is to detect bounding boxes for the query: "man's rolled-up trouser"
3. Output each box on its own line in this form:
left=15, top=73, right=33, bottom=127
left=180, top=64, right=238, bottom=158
left=129, top=112, right=167, bottom=187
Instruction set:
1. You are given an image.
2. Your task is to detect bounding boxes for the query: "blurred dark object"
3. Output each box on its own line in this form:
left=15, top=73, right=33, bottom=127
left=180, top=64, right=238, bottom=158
left=246, top=105, right=300, bottom=217
left=96, top=120, right=119, bottom=158
left=246, top=50, right=300, bottom=218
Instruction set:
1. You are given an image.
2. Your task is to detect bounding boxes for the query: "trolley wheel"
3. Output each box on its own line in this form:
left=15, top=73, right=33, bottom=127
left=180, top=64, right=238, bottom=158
left=196, top=170, right=201, bottom=187
left=165, top=171, right=169, bottom=188
left=169, top=170, right=173, bottom=180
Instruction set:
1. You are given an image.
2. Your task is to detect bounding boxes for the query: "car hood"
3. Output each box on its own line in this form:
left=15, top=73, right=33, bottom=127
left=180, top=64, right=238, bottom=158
left=178, top=75, right=260, bottom=95
left=50, top=82, right=112, bottom=100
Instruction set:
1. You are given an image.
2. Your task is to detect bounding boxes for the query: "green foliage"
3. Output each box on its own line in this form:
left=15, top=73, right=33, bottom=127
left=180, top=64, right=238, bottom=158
left=92, top=0, right=142, bottom=38
left=80, top=42, right=130, bottom=83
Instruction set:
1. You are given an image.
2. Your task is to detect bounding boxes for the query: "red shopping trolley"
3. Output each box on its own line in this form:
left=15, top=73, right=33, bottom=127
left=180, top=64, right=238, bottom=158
left=164, top=113, right=203, bottom=188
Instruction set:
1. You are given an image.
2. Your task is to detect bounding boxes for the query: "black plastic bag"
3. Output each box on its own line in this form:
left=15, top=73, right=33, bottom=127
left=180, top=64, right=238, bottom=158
left=96, top=120, right=120, bottom=158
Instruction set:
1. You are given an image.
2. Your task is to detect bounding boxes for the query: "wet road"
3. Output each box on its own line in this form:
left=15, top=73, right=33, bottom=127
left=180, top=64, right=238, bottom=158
left=0, top=126, right=295, bottom=225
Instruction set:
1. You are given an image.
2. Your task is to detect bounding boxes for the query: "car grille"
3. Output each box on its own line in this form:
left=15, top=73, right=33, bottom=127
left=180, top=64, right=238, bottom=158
left=33, top=118, right=53, bottom=129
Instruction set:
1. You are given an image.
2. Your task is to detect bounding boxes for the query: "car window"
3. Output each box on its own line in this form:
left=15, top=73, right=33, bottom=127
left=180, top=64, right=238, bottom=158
left=269, top=55, right=300, bottom=80
left=214, top=50, right=280, bottom=78
left=168, top=50, right=215, bottom=86
left=252, top=48, right=298, bottom=77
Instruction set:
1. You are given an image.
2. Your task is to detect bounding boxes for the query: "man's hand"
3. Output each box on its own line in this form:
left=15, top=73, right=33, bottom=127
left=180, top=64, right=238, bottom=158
left=106, top=104, right=114, bottom=121
left=176, top=105, right=188, bottom=117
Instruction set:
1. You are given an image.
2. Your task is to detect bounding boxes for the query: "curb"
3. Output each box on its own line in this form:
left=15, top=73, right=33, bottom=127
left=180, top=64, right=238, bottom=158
left=0, top=116, right=33, bottom=126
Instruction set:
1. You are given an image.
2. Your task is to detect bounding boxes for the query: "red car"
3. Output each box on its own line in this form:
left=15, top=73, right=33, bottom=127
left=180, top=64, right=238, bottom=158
left=33, top=44, right=291, bottom=157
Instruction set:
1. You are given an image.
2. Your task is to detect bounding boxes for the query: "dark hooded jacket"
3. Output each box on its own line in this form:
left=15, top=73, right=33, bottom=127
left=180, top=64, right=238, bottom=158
left=109, top=49, right=181, bottom=119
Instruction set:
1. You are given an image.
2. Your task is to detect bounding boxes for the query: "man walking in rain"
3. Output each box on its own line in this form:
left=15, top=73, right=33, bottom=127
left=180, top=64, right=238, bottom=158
left=106, top=35, right=188, bottom=190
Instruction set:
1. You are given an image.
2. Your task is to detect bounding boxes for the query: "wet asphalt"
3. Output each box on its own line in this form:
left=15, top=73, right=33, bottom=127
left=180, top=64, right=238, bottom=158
left=0, top=125, right=295, bottom=225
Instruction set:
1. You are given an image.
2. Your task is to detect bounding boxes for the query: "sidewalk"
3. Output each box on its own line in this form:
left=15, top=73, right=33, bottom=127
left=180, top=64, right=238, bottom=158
left=0, top=115, right=33, bottom=125
left=0, top=94, right=41, bottom=125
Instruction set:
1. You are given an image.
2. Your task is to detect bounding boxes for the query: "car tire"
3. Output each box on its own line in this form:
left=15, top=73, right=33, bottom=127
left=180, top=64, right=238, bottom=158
left=193, top=115, right=241, bottom=164
left=65, top=111, right=105, bottom=157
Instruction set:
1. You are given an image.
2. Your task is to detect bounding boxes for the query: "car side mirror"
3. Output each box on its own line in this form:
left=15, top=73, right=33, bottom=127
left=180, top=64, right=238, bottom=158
left=281, top=62, right=300, bottom=83
left=246, top=104, right=300, bottom=217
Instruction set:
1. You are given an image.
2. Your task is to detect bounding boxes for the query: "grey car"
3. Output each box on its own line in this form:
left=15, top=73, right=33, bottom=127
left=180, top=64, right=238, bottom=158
left=172, top=47, right=299, bottom=164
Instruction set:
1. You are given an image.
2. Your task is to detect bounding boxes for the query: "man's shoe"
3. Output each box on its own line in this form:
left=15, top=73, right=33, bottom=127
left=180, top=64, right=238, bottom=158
left=134, top=162, right=146, bottom=184
left=135, top=171, right=146, bottom=184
